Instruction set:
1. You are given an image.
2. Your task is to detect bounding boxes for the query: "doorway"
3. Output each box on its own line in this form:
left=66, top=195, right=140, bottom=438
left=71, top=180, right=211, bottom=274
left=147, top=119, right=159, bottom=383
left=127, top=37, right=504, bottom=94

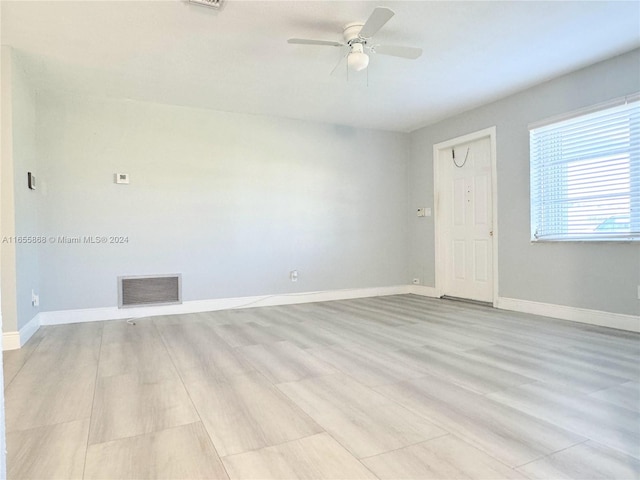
left=434, top=127, right=498, bottom=305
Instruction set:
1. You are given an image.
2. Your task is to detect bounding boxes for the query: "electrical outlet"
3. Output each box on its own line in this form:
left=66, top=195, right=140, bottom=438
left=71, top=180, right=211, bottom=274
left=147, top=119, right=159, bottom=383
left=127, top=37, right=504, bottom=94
left=412, top=278, right=420, bottom=285
left=31, top=290, right=39, bottom=307
left=637, top=285, right=640, bottom=300
left=290, top=270, right=298, bottom=282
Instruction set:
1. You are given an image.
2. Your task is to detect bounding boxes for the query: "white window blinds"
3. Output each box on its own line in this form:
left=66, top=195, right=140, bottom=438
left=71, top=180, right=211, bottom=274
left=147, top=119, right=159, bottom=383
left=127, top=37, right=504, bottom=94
left=530, top=98, right=639, bottom=241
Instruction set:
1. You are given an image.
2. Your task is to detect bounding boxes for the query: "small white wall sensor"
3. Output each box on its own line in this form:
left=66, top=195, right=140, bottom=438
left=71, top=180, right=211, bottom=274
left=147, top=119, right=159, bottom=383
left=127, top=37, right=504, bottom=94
left=115, top=173, right=130, bottom=184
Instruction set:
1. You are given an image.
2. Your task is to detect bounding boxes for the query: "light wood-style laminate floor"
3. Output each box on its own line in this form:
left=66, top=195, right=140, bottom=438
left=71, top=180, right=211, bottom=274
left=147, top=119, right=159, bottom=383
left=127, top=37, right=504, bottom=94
left=4, top=294, right=640, bottom=479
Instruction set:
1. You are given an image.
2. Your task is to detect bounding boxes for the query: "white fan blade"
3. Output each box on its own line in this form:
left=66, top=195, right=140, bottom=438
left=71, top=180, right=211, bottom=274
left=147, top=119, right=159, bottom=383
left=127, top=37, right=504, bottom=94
left=373, top=45, right=422, bottom=59
left=358, top=7, right=394, bottom=38
left=288, top=38, right=344, bottom=47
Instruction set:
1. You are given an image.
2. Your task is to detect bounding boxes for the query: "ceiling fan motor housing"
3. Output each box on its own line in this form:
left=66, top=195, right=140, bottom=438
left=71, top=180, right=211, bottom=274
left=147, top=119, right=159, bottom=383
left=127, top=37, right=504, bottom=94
left=343, top=23, right=366, bottom=44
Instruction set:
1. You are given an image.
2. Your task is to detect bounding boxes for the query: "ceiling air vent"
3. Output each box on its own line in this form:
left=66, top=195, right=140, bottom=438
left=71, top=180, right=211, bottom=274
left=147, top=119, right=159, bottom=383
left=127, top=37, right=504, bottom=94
left=118, top=274, right=182, bottom=308
left=187, top=0, right=222, bottom=9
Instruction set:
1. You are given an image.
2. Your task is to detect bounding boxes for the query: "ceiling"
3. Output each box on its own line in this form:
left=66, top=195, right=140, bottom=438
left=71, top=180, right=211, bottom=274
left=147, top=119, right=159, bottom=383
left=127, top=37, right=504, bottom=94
left=2, top=1, right=639, bottom=132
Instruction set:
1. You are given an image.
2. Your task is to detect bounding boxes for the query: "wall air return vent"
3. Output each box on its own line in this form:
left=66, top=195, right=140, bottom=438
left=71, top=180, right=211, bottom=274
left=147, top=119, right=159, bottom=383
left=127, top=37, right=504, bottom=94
left=118, top=274, right=182, bottom=308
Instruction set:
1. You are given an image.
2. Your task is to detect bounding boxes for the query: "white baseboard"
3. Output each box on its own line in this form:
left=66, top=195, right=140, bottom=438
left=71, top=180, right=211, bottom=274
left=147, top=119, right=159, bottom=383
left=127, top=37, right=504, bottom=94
left=496, top=297, right=640, bottom=333
left=6, top=288, right=636, bottom=350
left=2, top=332, right=20, bottom=351
left=2, top=313, right=41, bottom=351
left=38, top=285, right=412, bottom=326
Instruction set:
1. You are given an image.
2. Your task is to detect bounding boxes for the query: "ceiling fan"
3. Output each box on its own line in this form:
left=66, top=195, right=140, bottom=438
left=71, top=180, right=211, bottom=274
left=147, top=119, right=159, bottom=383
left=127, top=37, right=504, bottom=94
left=288, top=7, right=422, bottom=73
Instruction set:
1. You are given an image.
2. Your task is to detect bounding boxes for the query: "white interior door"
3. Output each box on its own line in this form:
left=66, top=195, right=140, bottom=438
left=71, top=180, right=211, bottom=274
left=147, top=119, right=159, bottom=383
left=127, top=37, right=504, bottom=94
left=439, top=135, right=494, bottom=303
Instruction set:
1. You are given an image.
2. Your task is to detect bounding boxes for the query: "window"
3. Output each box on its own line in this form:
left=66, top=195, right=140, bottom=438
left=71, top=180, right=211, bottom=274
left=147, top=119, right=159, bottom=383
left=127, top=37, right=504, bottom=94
left=530, top=96, right=639, bottom=241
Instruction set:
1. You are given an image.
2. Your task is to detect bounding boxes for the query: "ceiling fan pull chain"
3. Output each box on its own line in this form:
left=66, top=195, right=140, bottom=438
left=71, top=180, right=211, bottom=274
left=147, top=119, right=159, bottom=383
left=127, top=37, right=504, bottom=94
left=453, top=147, right=470, bottom=168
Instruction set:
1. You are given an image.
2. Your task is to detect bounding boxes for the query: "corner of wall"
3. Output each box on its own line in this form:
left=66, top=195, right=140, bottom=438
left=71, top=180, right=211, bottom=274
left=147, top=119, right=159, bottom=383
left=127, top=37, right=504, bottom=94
left=2, top=312, right=41, bottom=351
left=1, top=45, right=19, bottom=334
left=0, top=48, right=41, bottom=333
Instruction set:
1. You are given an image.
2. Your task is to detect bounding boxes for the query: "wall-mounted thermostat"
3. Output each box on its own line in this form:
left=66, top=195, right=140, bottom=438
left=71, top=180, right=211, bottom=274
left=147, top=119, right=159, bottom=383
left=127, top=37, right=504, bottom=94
left=28, top=172, right=36, bottom=190
left=115, top=173, right=130, bottom=184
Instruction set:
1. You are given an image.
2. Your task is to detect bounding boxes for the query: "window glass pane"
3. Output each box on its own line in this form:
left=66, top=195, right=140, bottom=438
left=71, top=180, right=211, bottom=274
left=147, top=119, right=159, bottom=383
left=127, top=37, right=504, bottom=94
left=530, top=99, right=639, bottom=241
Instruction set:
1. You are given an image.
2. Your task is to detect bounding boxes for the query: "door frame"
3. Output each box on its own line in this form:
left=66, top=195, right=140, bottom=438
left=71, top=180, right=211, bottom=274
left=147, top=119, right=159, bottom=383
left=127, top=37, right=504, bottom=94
left=433, top=126, right=498, bottom=306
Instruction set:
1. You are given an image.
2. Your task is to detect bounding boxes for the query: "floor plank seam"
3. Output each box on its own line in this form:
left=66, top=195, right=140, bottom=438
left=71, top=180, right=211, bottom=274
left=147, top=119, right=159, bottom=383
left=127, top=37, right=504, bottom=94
left=357, top=433, right=452, bottom=460
left=152, top=320, right=233, bottom=480
left=82, top=323, right=104, bottom=480
left=513, top=439, right=591, bottom=469
left=3, top=330, right=45, bottom=390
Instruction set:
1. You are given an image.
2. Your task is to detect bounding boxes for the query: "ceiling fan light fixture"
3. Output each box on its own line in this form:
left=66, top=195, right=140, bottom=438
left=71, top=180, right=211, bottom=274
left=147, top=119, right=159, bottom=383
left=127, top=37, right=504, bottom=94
left=348, top=44, right=369, bottom=71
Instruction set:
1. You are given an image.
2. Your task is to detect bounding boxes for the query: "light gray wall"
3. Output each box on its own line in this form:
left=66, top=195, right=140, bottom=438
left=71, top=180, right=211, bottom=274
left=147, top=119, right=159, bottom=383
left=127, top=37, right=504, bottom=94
left=36, top=92, right=409, bottom=311
left=409, top=48, right=640, bottom=316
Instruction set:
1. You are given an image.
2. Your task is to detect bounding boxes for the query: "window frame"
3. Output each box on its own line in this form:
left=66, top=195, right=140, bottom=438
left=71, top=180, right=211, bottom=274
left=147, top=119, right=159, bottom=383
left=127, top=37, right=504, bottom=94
left=529, top=93, right=639, bottom=243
